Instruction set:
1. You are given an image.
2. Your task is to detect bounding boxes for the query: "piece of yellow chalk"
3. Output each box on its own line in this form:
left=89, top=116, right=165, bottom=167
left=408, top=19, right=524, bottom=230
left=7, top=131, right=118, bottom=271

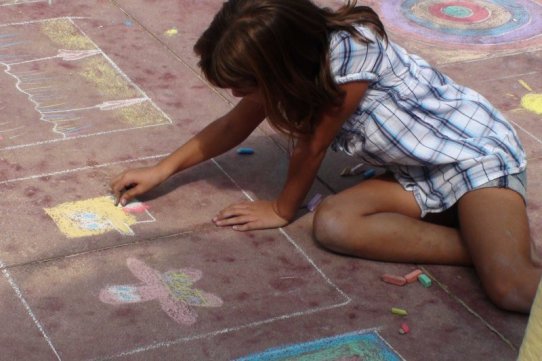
left=518, top=79, right=533, bottom=92
left=391, top=307, right=408, bottom=316
left=164, top=28, right=178, bottom=37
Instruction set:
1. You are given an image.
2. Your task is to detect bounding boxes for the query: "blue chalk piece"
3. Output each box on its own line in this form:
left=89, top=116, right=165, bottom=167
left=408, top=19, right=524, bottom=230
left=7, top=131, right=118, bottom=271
left=123, top=19, right=133, bottom=27
left=418, top=273, right=432, bottom=288
left=237, top=147, right=255, bottom=155
left=362, top=168, right=376, bottom=179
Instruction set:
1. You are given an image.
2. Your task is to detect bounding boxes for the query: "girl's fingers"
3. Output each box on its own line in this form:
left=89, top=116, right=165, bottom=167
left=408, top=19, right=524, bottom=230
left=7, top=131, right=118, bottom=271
left=214, top=204, right=251, bottom=221
left=232, top=220, right=261, bottom=231
left=118, top=184, right=142, bottom=206
left=214, top=215, right=255, bottom=227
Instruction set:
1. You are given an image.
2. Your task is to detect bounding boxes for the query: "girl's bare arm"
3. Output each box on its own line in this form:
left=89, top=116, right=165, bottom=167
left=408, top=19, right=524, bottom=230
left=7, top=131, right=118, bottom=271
left=275, top=81, right=370, bottom=220
left=112, top=98, right=266, bottom=204
left=214, top=81, right=369, bottom=230
left=155, top=98, right=265, bottom=176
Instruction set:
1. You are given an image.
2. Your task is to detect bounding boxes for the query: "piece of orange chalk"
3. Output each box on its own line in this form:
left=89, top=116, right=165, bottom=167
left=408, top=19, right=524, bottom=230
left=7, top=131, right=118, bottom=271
left=381, top=274, right=407, bottom=286
left=404, top=269, right=423, bottom=283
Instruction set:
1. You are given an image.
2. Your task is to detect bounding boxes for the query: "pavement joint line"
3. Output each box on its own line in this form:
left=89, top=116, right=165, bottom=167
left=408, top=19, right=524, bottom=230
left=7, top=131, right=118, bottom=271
left=0, top=123, right=171, bottom=151
left=0, top=229, right=196, bottom=272
left=0, top=260, right=62, bottom=360
left=474, top=71, right=540, bottom=82
left=510, top=119, right=542, bottom=146
left=437, top=47, right=542, bottom=66
left=0, top=16, right=88, bottom=27
left=89, top=297, right=354, bottom=361
left=419, top=265, right=517, bottom=351
left=0, top=0, right=44, bottom=6
left=0, top=153, right=169, bottom=184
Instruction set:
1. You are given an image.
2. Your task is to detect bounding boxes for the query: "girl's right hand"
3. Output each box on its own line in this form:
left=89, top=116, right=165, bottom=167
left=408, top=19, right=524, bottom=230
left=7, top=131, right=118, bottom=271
left=110, top=166, right=168, bottom=206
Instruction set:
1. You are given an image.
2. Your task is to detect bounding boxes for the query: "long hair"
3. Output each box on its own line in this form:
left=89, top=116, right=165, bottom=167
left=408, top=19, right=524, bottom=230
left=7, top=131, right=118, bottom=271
left=194, top=0, right=386, bottom=137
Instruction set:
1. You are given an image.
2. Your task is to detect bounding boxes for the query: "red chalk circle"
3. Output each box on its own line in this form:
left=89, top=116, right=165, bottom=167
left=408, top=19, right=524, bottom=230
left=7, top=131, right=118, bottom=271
left=428, top=2, right=490, bottom=23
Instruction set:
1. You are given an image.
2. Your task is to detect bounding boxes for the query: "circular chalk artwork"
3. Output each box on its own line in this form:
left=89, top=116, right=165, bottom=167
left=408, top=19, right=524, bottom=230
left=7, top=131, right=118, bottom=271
left=379, top=0, right=542, bottom=45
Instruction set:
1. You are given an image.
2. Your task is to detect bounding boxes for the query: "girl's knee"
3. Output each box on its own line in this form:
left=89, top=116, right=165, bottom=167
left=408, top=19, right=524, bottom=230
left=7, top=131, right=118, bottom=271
left=480, top=271, right=534, bottom=313
left=312, top=196, right=349, bottom=252
left=312, top=195, right=374, bottom=255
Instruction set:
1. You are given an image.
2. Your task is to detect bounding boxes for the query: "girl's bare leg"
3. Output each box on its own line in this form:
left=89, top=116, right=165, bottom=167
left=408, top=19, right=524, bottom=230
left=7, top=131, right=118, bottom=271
left=458, top=188, right=542, bottom=313
left=313, top=174, right=471, bottom=265
left=313, top=175, right=541, bottom=312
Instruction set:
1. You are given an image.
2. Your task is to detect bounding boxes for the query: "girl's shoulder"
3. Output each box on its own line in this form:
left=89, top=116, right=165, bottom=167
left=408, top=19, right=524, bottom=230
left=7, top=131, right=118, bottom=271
left=329, top=24, right=379, bottom=51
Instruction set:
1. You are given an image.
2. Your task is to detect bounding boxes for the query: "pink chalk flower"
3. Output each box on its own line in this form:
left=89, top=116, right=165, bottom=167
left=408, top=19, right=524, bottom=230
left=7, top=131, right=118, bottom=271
left=99, top=257, right=223, bottom=325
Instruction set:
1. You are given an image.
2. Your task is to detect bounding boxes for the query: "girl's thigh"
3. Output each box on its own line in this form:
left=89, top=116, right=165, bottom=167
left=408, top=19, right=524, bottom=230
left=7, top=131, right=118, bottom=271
left=313, top=173, right=470, bottom=264
left=457, top=187, right=539, bottom=311
left=457, top=187, right=530, bottom=265
left=317, top=173, right=421, bottom=219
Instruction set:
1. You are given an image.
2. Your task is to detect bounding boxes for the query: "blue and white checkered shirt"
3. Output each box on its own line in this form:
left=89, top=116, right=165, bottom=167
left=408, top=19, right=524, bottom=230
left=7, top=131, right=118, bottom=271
left=330, top=26, right=526, bottom=216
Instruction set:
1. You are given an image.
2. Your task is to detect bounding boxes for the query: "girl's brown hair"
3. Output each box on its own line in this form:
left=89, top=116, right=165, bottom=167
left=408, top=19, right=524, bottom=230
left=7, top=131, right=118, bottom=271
left=194, top=0, right=386, bottom=137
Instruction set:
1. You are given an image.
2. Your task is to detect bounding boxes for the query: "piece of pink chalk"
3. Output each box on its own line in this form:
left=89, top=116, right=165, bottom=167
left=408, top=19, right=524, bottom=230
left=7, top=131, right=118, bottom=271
left=404, top=269, right=423, bottom=283
left=381, top=274, right=407, bottom=286
left=399, top=322, right=410, bottom=334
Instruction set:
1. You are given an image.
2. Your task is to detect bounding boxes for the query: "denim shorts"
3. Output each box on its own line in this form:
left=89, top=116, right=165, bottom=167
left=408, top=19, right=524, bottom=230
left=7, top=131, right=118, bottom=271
left=476, top=170, right=527, bottom=202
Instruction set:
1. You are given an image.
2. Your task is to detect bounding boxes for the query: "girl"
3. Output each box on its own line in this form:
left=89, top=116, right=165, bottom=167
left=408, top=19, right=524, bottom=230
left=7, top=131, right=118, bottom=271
left=111, top=0, right=541, bottom=313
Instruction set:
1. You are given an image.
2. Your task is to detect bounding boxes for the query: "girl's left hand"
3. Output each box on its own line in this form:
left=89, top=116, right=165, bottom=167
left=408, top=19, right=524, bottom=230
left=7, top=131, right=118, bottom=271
left=213, top=200, right=289, bottom=231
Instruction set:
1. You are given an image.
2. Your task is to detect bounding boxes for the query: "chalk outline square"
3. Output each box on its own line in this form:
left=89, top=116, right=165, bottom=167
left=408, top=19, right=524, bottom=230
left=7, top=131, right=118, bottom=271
left=0, top=17, right=173, bottom=152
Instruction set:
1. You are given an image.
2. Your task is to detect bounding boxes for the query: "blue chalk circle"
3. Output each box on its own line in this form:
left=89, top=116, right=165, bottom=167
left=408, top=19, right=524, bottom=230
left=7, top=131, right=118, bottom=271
left=237, top=147, right=255, bottom=155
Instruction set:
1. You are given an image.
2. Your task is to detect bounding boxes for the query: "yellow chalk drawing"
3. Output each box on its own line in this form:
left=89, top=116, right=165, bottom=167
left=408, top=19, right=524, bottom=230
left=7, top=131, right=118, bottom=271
left=41, top=19, right=96, bottom=50
left=517, top=80, right=542, bottom=115
left=44, top=196, right=150, bottom=238
left=522, top=93, right=542, bottom=115
left=117, top=101, right=170, bottom=126
left=79, top=57, right=139, bottom=98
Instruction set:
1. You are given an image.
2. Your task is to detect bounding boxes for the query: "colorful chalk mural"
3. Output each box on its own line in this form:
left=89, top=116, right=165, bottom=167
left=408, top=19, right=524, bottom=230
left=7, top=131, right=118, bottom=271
left=0, top=18, right=171, bottom=148
left=44, top=196, right=155, bottom=238
left=235, top=330, right=404, bottom=361
left=378, top=0, right=542, bottom=47
left=100, top=258, right=223, bottom=325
